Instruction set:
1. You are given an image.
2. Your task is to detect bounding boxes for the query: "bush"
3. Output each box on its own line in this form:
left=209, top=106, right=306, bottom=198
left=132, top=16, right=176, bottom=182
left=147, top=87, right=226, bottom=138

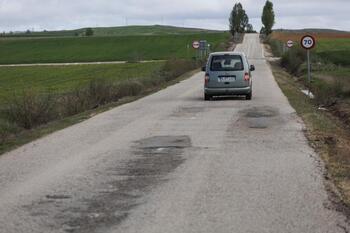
left=58, top=88, right=90, bottom=116
left=4, top=89, right=57, bottom=129
left=85, top=28, right=94, bottom=36
left=0, top=119, right=20, bottom=143
left=281, top=46, right=306, bottom=75
left=312, top=80, right=344, bottom=107
left=116, top=79, right=144, bottom=97
left=87, top=78, right=116, bottom=106
left=268, top=39, right=284, bottom=57
left=159, top=59, right=199, bottom=82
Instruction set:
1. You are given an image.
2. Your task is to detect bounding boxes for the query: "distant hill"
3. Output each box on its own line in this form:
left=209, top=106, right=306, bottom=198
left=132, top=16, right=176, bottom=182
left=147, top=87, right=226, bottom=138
left=1, top=25, right=224, bottom=38
left=274, top=28, right=350, bottom=34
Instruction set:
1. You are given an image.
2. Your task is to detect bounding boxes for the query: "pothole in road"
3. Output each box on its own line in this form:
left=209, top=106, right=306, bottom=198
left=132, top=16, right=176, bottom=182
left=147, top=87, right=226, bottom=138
left=170, top=107, right=205, bottom=118
left=46, top=194, right=72, bottom=200
left=242, top=106, right=279, bottom=118
left=61, top=135, right=191, bottom=233
left=237, top=106, right=280, bottom=129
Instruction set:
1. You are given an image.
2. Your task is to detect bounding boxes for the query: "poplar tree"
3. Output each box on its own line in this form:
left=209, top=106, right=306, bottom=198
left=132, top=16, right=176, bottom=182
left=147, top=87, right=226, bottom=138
left=262, top=0, right=275, bottom=35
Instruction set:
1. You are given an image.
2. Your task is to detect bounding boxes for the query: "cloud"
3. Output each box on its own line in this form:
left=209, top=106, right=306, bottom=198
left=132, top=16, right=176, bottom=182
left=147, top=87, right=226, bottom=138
left=0, top=0, right=349, bottom=32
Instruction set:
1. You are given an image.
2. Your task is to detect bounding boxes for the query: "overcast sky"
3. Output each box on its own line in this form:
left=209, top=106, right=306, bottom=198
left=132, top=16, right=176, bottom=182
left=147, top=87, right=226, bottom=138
left=0, top=0, right=349, bottom=32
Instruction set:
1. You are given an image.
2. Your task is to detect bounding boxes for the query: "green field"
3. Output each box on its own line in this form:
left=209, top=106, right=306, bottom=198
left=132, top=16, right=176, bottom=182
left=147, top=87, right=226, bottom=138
left=316, top=38, right=350, bottom=66
left=0, top=62, right=164, bottom=102
left=0, top=32, right=228, bottom=64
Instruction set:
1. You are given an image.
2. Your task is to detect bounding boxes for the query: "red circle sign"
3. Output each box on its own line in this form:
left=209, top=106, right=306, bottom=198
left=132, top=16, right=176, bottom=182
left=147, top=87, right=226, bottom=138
left=301, top=35, right=316, bottom=50
left=287, top=40, right=294, bottom=48
left=192, top=41, right=200, bottom=49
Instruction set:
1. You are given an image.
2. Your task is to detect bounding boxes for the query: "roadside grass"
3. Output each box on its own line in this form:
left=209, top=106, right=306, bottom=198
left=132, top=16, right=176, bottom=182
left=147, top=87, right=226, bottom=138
left=0, top=32, right=229, bottom=64
left=0, top=62, right=164, bottom=102
left=267, top=32, right=350, bottom=66
left=270, top=61, right=350, bottom=206
left=266, top=33, right=350, bottom=110
left=0, top=60, right=201, bottom=155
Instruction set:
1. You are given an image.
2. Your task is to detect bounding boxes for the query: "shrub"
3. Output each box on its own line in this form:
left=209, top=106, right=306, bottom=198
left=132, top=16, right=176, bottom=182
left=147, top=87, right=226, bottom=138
left=4, top=89, right=57, bottom=129
left=0, top=119, right=20, bottom=143
left=115, top=79, right=144, bottom=97
left=85, top=28, right=94, bottom=36
left=58, top=88, right=90, bottom=116
left=87, top=78, right=116, bottom=106
left=159, top=59, right=199, bottom=82
left=268, top=39, right=284, bottom=57
left=312, top=79, right=345, bottom=107
left=281, top=46, right=306, bottom=75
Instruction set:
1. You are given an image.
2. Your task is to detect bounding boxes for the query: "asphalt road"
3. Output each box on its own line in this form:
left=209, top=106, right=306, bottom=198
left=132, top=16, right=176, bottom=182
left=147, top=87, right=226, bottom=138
left=0, top=34, right=349, bottom=233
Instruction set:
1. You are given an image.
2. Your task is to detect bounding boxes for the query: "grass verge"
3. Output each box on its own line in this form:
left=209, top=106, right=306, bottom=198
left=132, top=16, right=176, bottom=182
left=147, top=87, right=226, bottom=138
left=270, top=61, right=350, bottom=207
left=0, top=60, right=201, bottom=155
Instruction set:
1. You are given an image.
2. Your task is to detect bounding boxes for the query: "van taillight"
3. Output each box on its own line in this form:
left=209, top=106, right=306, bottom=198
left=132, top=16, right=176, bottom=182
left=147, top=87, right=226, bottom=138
left=205, top=74, right=210, bottom=85
left=244, top=73, right=250, bottom=81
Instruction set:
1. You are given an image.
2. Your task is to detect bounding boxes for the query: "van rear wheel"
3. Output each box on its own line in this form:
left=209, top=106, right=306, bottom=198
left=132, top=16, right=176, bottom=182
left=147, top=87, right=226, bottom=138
left=204, top=94, right=211, bottom=101
left=246, top=92, right=252, bottom=100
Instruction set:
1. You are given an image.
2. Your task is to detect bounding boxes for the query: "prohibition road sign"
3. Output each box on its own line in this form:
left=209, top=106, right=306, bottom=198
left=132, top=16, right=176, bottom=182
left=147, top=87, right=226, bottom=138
left=287, top=40, right=294, bottom=48
left=192, top=41, right=200, bottom=49
left=301, top=35, right=316, bottom=50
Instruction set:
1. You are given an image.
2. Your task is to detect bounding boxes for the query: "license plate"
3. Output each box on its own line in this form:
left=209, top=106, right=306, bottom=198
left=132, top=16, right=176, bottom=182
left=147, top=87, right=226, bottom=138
left=218, top=77, right=236, bottom=82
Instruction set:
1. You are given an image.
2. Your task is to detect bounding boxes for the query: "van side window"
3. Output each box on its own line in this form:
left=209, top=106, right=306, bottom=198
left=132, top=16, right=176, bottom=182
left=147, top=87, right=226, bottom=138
left=210, top=55, right=244, bottom=71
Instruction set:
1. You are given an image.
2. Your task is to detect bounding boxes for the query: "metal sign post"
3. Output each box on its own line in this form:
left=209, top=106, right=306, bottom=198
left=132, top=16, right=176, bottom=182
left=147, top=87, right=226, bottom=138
left=301, top=35, right=316, bottom=96
left=199, top=40, right=207, bottom=60
left=307, top=50, right=311, bottom=90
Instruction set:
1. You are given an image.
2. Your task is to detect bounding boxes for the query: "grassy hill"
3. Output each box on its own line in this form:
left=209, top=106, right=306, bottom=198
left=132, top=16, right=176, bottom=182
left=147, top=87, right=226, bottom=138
left=0, top=32, right=229, bottom=64
left=1, top=25, right=223, bottom=38
left=274, top=28, right=350, bottom=34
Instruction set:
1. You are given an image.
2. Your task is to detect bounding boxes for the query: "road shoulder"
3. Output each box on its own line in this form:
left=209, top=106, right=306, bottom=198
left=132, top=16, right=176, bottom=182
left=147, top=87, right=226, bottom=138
left=269, top=60, right=350, bottom=216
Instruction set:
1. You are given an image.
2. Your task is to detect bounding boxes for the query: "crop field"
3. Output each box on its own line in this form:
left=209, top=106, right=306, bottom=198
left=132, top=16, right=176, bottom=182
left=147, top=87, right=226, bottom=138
left=270, top=31, right=350, bottom=66
left=0, top=32, right=229, bottom=64
left=270, top=31, right=350, bottom=42
left=0, top=62, right=164, bottom=102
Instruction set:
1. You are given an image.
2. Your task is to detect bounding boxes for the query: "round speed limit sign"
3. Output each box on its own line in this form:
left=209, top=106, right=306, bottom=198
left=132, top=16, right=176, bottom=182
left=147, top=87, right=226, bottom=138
left=192, top=41, right=200, bottom=49
left=301, top=35, right=316, bottom=49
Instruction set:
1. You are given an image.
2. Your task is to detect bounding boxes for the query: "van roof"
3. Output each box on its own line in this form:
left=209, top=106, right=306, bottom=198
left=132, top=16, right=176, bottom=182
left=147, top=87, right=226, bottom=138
left=209, top=51, right=246, bottom=56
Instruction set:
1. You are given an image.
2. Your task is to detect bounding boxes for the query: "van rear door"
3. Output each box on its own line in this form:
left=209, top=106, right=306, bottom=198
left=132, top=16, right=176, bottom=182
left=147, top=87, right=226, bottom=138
left=207, top=54, right=248, bottom=88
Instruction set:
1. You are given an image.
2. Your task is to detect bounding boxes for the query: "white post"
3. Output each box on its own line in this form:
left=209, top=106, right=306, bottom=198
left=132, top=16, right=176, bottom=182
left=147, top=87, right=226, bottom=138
left=307, top=50, right=311, bottom=96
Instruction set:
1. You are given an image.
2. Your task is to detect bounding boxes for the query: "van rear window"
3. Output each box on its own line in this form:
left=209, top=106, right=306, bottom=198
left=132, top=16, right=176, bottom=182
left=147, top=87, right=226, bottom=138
left=210, top=55, right=244, bottom=71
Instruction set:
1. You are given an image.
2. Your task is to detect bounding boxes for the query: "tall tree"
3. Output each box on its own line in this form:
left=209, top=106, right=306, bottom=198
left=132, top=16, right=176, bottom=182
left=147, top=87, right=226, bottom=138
left=261, top=0, right=275, bottom=35
left=229, top=2, right=249, bottom=36
left=85, top=28, right=94, bottom=36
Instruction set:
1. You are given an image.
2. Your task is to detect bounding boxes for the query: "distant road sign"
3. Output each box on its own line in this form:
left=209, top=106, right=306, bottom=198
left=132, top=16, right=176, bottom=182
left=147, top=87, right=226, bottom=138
left=199, top=40, right=207, bottom=50
left=192, top=41, right=200, bottom=49
left=287, top=40, right=294, bottom=48
left=301, top=35, right=316, bottom=50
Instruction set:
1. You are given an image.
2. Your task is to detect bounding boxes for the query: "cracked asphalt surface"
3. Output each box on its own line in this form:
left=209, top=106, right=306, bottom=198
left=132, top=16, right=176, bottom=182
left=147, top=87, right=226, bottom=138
left=0, top=34, right=349, bottom=233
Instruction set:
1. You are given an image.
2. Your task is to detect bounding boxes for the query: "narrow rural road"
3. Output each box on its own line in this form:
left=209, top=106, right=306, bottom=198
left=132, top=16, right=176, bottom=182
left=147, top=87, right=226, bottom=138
left=0, top=34, right=349, bottom=233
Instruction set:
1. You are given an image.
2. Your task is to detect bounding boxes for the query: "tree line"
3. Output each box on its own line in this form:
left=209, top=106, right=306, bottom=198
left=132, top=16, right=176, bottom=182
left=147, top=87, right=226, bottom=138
left=229, top=0, right=275, bottom=37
